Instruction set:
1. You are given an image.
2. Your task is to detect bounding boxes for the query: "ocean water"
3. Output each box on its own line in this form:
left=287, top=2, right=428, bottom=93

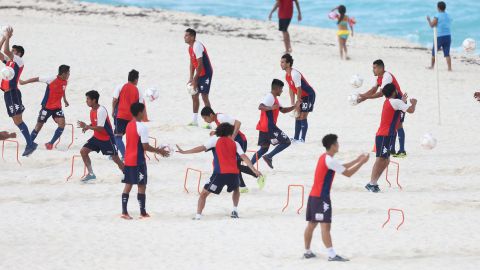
left=82, top=0, right=479, bottom=52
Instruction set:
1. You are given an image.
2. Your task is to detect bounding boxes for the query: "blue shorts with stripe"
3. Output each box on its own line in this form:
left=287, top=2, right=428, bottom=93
left=123, top=164, right=147, bottom=185
left=375, top=136, right=394, bottom=158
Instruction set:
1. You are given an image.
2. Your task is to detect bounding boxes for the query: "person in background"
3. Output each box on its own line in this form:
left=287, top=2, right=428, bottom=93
left=427, top=1, right=452, bottom=71
left=268, top=0, right=302, bottom=53
left=331, top=5, right=354, bottom=60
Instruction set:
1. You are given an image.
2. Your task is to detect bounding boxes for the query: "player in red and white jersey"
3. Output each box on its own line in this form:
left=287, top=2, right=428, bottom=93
left=281, top=54, right=316, bottom=143
left=184, top=28, right=214, bottom=128
left=365, top=84, right=417, bottom=193
left=176, top=123, right=261, bottom=220
left=268, top=0, right=302, bottom=53
left=303, top=134, right=369, bottom=261
left=121, top=103, right=169, bottom=220
left=20, top=65, right=70, bottom=150
left=0, top=27, right=37, bottom=156
left=112, top=69, right=140, bottom=159
left=77, top=90, right=124, bottom=182
left=358, top=59, right=408, bottom=157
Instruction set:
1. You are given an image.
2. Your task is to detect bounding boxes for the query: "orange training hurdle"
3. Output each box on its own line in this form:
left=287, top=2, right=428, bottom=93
left=382, top=208, right=405, bottom=230
left=386, top=160, right=401, bottom=189
left=1, top=139, right=21, bottom=165
left=184, top=168, right=202, bottom=194
left=66, top=155, right=87, bottom=181
left=282, top=184, right=305, bottom=214
left=145, top=136, right=159, bottom=162
left=54, top=123, right=74, bottom=150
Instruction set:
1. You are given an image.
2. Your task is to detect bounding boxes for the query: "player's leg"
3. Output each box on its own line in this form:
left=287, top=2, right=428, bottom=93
left=80, top=144, right=96, bottom=181
left=137, top=184, right=148, bottom=218
left=396, top=121, right=406, bottom=156
left=30, top=122, right=44, bottom=143
left=46, top=114, right=65, bottom=149
left=444, top=36, right=452, bottom=71
left=263, top=128, right=291, bottom=168
left=304, top=221, right=318, bottom=253
left=299, top=112, right=309, bottom=142
left=338, top=36, right=344, bottom=59
left=231, top=187, right=240, bottom=218
left=12, top=114, right=36, bottom=153
left=251, top=144, right=269, bottom=165
left=121, top=184, right=133, bottom=219
left=190, top=93, right=200, bottom=126
left=368, top=157, right=389, bottom=187
left=195, top=188, right=211, bottom=219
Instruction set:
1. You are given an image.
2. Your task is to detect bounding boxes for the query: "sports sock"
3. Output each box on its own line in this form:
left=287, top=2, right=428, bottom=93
left=398, top=128, right=405, bottom=152
left=327, top=247, right=336, bottom=258
left=232, top=206, right=238, bottom=212
left=294, top=120, right=301, bottom=140
left=301, top=119, right=308, bottom=141
left=251, top=147, right=268, bottom=165
left=265, top=141, right=291, bottom=159
left=17, top=122, right=33, bottom=146
left=49, top=127, right=64, bottom=144
left=137, top=193, right=146, bottom=215
left=193, top=113, right=198, bottom=124
left=30, top=129, right=39, bottom=142
left=115, top=135, right=125, bottom=158
left=122, top=193, right=129, bottom=214
left=305, top=249, right=313, bottom=254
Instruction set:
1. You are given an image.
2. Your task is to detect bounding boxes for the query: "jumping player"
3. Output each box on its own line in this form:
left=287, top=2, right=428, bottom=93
left=358, top=59, right=408, bottom=157
left=365, top=84, right=417, bottom=193
left=200, top=106, right=266, bottom=192
left=184, top=28, right=213, bottom=128
left=251, top=79, right=299, bottom=169
left=19, top=65, right=70, bottom=149
left=281, top=54, right=316, bottom=143
left=268, top=0, right=302, bottom=53
left=176, top=123, right=261, bottom=220
left=303, top=134, right=369, bottom=261
left=0, top=27, right=37, bottom=156
left=121, top=102, right=170, bottom=220
left=112, top=69, right=140, bottom=159
left=77, top=90, right=124, bottom=182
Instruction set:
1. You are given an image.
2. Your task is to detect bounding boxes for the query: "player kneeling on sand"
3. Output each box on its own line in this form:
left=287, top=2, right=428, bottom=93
left=176, top=123, right=261, bottom=220
left=304, top=134, right=369, bottom=261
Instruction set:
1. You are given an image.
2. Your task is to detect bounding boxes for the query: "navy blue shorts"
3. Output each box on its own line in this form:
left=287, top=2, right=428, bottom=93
left=432, top=35, right=451, bottom=57
left=258, top=126, right=290, bottom=146
left=300, top=94, right=315, bottom=113
left=234, top=134, right=247, bottom=152
left=37, top=108, right=64, bottom=123
left=279, top=18, right=291, bottom=32
left=375, top=136, right=394, bottom=158
left=306, top=196, right=332, bottom=223
left=123, top=164, right=147, bottom=185
left=114, top=118, right=129, bottom=135
left=3, top=89, right=25, bottom=117
left=83, top=137, right=118, bottom=156
left=197, top=75, right=212, bottom=94
left=204, top=173, right=240, bottom=195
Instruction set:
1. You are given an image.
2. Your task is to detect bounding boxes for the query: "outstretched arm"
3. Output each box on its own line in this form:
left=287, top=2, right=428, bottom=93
left=0, top=36, right=6, bottom=62
left=176, top=144, right=207, bottom=154
left=233, top=120, right=241, bottom=139
left=240, top=154, right=261, bottom=176
left=268, top=1, right=279, bottom=20
left=342, top=154, right=369, bottom=177
left=19, top=77, right=39, bottom=85
left=143, top=143, right=170, bottom=157
left=3, top=28, right=14, bottom=61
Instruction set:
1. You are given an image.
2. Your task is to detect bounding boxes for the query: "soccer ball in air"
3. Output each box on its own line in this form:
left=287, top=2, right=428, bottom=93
left=421, top=133, right=437, bottom=150
left=350, top=74, right=363, bottom=88
left=462, top=38, right=476, bottom=53
left=347, top=93, right=359, bottom=106
left=1, top=66, right=15, bottom=81
left=186, top=82, right=198, bottom=95
left=145, top=87, right=159, bottom=101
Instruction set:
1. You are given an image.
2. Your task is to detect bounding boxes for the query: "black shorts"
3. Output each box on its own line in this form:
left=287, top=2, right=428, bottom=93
left=257, top=126, right=290, bottom=146
left=37, top=108, right=64, bottom=123
left=114, top=118, right=129, bottom=135
left=306, top=196, right=332, bottom=223
left=375, top=136, right=394, bottom=158
left=204, top=173, right=240, bottom=195
left=3, top=89, right=25, bottom=117
left=279, top=18, right=292, bottom=32
left=83, top=137, right=118, bottom=156
left=300, top=94, right=315, bottom=112
left=197, top=75, right=212, bottom=94
left=123, top=164, right=147, bottom=185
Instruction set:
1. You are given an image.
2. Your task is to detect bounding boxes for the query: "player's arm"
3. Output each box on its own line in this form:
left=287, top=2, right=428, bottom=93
left=240, top=154, right=261, bottom=176
left=258, top=103, right=277, bottom=111
left=0, top=36, right=6, bottom=62
left=3, top=28, right=14, bottom=61
left=0, top=131, right=16, bottom=140
left=175, top=144, right=207, bottom=154
left=193, top=57, right=204, bottom=82
left=77, top=120, right=104, bottom=133
left=343, top=153, right=368, bottom=168
left=405, top=98, right=417, bottom=114
left=294, top=0, right=302, bottom=21
left=111, top=98, right=118, bottom=117
left=427, top=16, right=438, bottom=28
left=342, top=154, right=369, bottom=177
left=233, top=119, right=241, bottom=139
left=19, top=77, right=39, bottom=85
left=268, top=1, right=279, bottom=20
left=63, top=90, right=69, bottom=107
left=189, top=61, right=195, bottom=83
left=142, top=143, right=170, bottom=157
left=358, top=85, right=380, bottom=102
left=295, top=87, right=302, bottom=105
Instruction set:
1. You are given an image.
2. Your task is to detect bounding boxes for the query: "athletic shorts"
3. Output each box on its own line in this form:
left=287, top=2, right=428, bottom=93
left=300, top=94, right=315, bottom=113
left=279, top=18, right=292, bottom=32
left=83, top=137, right=118, bottom=156
left=375, top=136, right=394, bottom=158
left=123, top=164, right=147, bottom=185
left=114, top=118, right=129, bottom=135
left=197, top=75, right=212, bottom=94
left=3, top=89, right=25, bottom=117
left=432, top=35, right=451, bottom=57
left=257, top=126, right=290, bottom=146
left=204, top=173, right=240, bottom=195
left=306, top=196, right=332, bottom=223
left=37, top=108, right=64, bottom=123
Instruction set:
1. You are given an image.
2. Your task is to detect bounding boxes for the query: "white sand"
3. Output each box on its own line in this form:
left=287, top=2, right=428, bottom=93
left=0, top=1, right=479, bottom=269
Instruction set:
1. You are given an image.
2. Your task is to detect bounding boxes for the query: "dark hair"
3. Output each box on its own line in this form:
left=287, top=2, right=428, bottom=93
left=128, top=69, right=139, bottom=83
left=215, top=123, right=234, bottom=137
left=322, top=134, right=338, bottom=150
left=337, top=5, right=346, bottom=25
left=271, top=79, right=284, bottom=90
left=382, top=83, right=396, bottom=97
left=200, top=106, right=215, bottom=116
left=437, top=1, right=446, bottom=11
left=12, top=45, right=25, bottom=57
left=58, top=65, right=70, bottom=76
left=373, top=59, right=385, bottom=69
left=282, top=53, right=294, bottom=67
left=130, top=102, right=145, bottom=117
left=185, top=28, right=196, bottom=38
left=85, top=90, right=100, bottom=103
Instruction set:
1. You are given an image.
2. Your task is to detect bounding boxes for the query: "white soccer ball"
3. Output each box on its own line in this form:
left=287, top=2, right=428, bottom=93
left=350, top=74, right=364, bottom=88
left=1, top=66, right=15, bottom=81
left=421, top=133, right=437, bottom=150
left=186, top=82, right=198, bottom=95
left=347, top=93, right=359, bottom=106
left=145, top=87, right=159, bottom=101
left=462, top=38, right=476, bottom=53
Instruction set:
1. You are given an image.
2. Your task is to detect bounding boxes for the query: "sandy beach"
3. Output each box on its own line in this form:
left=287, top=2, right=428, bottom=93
left=0, top=0, right=479, bottom=269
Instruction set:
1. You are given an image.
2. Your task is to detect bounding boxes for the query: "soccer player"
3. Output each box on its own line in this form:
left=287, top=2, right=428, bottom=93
left=474, top=91, right=480, bottom=102
left=121, top=102, right=170, bottom=220
left=268, top=0, right=302, bottom=53
left=176, top=123, right=261, bottom=220
left=427, top=1, right=452, bottom=71
left=19, top=65, right=70, bottom=149
left=281, top=54, right=316, bottom=143
left=365, top=84, right=417, bottom=193
left=358, top=59, right=408, bottom=157
left=77, top=90, right=124, bottom=182
left=200, top=106, right=266, bottom=192
left=0, top=131, right=16, bottom=140
left=251, top=79, right=299, bottom=169
left=303, top=134, right=369, bottom=261
left=112, top=69, right=140, bottom=159
left=0, top=27, right=37, bottom=156
left=184, top=28, right=214, bottom=128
